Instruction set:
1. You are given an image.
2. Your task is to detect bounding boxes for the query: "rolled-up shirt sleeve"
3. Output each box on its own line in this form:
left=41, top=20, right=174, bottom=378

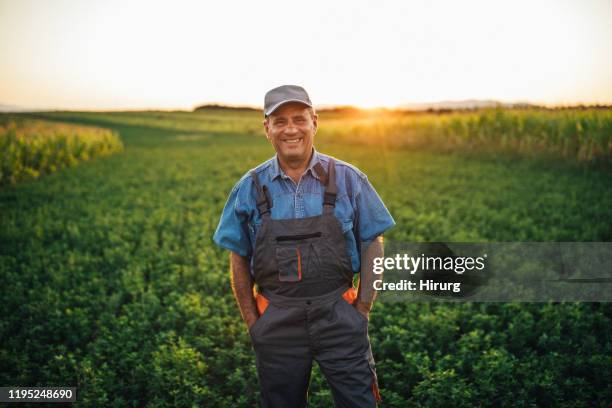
left=355, top=176, right=395, bottom=244
left=213, top=182, right=251, bottom=257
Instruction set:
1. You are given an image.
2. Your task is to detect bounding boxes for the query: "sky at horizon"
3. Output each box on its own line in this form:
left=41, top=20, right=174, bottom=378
left=1, top=0, right=611, bottom=111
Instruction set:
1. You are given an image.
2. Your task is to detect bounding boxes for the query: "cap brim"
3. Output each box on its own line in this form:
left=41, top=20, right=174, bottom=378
left=265, top=99, right=312, bottom=116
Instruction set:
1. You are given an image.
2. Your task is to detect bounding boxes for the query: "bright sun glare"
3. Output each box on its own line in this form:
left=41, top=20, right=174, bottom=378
left=0, top=0, right=611, bottom=110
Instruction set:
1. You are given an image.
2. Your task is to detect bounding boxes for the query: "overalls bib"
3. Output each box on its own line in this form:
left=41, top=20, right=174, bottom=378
left=248, top=158, right=382, bottom=408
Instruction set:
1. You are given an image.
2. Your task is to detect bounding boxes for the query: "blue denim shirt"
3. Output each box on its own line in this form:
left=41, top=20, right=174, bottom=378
left=213, top=148, right=395, bottom=274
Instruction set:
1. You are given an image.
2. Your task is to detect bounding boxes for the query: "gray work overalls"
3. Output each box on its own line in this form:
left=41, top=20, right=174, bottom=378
left=248, top=158, right=382, bottom=408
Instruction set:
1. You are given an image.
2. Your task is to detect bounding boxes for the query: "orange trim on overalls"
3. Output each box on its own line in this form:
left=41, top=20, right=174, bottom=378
left=255, top=292, right=269, bottom=316
left=372, top=379, right=382, bottom=403
left=296, top=247, right=302, bottom=281
left=342, top=286, right=358, bottom=305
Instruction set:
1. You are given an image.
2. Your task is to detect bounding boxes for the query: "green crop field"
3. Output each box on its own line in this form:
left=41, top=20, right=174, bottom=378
left=1, top=109, right=611, bottom=407
left=0, top=117, right=123, bottom=186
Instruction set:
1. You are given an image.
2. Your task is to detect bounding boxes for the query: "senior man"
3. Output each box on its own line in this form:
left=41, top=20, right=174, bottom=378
left=213, top=85, right=395, bottom=407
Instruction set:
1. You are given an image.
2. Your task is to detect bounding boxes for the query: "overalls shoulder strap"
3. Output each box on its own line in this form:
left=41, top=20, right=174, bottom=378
left=250, top=170, right=272, bottom=220
left=322, top=158, right=337, bottom=214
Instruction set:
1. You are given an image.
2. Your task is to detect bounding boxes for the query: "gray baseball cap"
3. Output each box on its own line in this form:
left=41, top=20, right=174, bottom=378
left=264, top=85, right=313, bottom=117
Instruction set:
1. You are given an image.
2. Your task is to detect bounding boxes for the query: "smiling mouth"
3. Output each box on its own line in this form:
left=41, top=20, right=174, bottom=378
left=283, top=137, right=303, bottom=144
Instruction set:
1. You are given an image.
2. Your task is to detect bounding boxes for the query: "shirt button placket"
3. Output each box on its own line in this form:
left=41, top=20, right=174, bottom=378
left=294, top=180, right=305, bottom=218
left=297, top=191, right=304, bottom=218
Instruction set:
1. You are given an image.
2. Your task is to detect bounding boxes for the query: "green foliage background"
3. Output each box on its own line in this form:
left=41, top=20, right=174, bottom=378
left=0, top=110, right=611, bottom=407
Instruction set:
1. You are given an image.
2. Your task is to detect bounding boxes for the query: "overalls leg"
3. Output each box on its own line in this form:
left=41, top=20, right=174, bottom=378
left=250, top=303, right=313, bottom=408
left=313, top=298, right=380, bottom=408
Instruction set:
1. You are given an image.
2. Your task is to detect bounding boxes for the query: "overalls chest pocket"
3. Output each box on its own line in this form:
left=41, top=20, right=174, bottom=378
left=274, top=232, right=322, bottom=282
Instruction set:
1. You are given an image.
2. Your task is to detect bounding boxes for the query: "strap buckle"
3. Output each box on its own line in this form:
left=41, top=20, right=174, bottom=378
left=256, top=185, right=273, bottom=215
left=323, top=191, right=336, bottom=207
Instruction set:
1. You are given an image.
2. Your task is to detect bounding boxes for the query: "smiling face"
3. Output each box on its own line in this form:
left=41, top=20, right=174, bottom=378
left=264, top=102, right=317, bottom=166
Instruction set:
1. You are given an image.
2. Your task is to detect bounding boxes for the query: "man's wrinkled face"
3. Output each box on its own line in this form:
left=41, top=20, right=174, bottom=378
left=264, top=102, right=317, bottom=163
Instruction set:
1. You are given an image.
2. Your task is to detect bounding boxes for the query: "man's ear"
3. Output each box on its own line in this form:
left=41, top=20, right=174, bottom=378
left=263, top=118, right=271, bottom=140
left=312, top=113, right=318, bottom=133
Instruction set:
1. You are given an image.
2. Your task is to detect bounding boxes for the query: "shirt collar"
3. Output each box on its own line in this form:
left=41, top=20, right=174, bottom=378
left=270, top=147, right=322, bottom=182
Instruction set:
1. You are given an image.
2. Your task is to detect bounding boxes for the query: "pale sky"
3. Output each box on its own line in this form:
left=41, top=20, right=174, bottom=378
left=1, top=0, right=611, bottom=110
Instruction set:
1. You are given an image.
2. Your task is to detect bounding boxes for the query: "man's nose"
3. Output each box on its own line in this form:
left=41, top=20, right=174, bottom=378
left=285, top=124, right=298, bottom=134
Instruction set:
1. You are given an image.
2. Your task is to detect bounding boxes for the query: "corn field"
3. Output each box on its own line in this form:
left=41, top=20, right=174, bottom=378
left=0, top=118, right=123, bottom=185
left=321, top=108, right=612, bottom=166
